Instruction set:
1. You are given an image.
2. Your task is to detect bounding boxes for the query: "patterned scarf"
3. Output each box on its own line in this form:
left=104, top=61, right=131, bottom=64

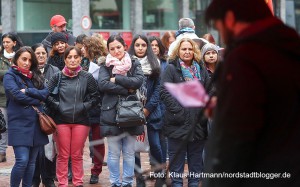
left=175, top=27, right=195, bottom=37
left=134, top=56, right=152, bottom=75
left=180, top=60, right=201, bottom=81
left=106, top=52, right=132, bottom=76
left=62, top=65, right=82, bottom=77
left=48, top=52, right=65, bottom=71
left=12, top=65, right=33, bottom=79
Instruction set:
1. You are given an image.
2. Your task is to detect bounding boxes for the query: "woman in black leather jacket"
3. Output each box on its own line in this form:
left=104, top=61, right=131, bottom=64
left=47, top=46, right=100, bottom=187
left=160, top=38, right=212, bottom=187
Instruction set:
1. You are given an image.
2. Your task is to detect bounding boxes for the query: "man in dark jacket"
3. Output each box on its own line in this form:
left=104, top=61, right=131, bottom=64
left=42, top=15, right=76, bottom=53
left=203, top=0, right=300, bottom=187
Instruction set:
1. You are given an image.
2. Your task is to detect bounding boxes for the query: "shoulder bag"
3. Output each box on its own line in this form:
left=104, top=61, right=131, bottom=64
left=32, top=106, right=56, bottom=135
left=115, top=94, right=146, bottom=127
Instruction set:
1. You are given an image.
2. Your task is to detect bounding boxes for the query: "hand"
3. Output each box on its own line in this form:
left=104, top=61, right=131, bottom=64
left=143, top=108, right=150, bottom=117
left=20, top=89, right=26, bottom=93
left=204, top=96, right=217, bottom=119
left=110, top=77, right=115, bottom=83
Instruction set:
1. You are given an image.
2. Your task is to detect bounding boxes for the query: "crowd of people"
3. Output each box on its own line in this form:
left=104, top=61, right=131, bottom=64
left=1, top=0, right=300, bottom=187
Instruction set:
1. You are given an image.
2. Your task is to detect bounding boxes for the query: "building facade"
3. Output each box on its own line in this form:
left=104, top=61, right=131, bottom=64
left=0, top=0, right=299, bottom=46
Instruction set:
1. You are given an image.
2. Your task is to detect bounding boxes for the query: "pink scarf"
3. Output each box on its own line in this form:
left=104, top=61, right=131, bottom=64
left=62, top=65, right=82, bottom=77
left=106, top=52, right=132, bottom=76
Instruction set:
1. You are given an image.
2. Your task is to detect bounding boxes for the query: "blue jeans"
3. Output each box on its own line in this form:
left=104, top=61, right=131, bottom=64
left=11, top=145, right=40, bottom=187
left=168, top=138, right=205, bottom=187
left=147, top=126, right=163, bottom=165
left=107, top=134, right=136, bottom=186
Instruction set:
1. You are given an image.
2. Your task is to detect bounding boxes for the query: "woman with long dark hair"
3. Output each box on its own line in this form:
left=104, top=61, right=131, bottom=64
left=3, top=46, right=49, bottom=187
left=128, top=34, right=163, bottom=186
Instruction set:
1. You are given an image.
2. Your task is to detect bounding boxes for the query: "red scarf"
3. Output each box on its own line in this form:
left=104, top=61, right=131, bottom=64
left=62, top=65, right=82, bottom=77
left=12, top=65, right=33, bottom=79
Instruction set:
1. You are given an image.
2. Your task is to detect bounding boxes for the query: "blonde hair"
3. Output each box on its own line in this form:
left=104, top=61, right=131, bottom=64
left=169, top=38, right=201, bottom=62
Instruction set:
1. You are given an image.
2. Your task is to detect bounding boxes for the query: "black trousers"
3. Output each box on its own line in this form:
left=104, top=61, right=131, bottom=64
left=32, top=146, right=56, bottom=185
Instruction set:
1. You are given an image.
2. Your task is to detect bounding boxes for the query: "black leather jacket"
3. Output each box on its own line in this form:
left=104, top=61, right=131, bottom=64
left=47, top=71, right=100, bottom=125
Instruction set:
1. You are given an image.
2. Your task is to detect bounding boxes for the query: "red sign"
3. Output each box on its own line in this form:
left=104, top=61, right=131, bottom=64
left=121, top=32, right=133, bottom=48
left=98, top=32, right=110, bottom=41
left=147, top=32, right=160, bottom=37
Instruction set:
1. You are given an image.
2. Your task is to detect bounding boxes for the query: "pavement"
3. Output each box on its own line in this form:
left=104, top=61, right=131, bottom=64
left=0, top=139, right=190, bottom=187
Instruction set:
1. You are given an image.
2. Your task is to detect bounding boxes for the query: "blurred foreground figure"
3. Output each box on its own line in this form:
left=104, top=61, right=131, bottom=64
left=204, top=0, right=300, bottom=187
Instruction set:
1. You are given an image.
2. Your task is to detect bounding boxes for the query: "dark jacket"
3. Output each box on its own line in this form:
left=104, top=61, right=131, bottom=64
left=42, top=31, right=76, bottom=53
left=160, top=58, right=212, bottom=141
left=144, top=76, right=162, bottom=130
left=43, top=64, right=60, bottom=84
left=98, top=58, right=144, bottom=136
left=47, top=71, right=100, bottom=125
left=0, top=55, right=11, bottom=107
left=3, top=68, right=49, bottom=146
left=204, top=17, right=300, bottom=187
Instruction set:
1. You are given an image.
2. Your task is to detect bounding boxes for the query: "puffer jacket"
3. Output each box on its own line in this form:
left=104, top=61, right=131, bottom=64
left=47, top=71, right=100, bottom=125
left=160, top=57, right=212, bottom=141
left=98, top=58, right=144, bottom=136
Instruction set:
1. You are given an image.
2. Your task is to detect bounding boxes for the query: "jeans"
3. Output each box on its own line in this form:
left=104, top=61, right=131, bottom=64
left=0, top=107, right=8, bottom=154
left=107, top=134, right=136, bottom=186
left=32, top=146, right=56, bottom=185
left=11, top=145, right=40, bottom=187
left=55, top=124, right=90, bottom=187
left=168, top=138, right=205, bottom=187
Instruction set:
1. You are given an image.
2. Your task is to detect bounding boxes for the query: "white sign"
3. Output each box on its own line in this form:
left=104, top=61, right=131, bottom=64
left=81, top=16, right=92, bottom=30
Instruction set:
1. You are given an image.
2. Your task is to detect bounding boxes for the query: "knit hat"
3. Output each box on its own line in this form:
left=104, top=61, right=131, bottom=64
left=51, top=32, right=67, bottom=46
left=50, top=15, right=67, bottom=27
left=201, top=43, right=218, bottom=59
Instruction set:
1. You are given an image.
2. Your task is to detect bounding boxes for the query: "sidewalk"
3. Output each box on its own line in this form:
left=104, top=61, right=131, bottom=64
left=0, top=139, right=188, bottom=187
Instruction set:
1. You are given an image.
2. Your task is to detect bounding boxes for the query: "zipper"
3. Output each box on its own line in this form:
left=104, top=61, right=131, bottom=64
left=72, top=77, right=80, bottom=122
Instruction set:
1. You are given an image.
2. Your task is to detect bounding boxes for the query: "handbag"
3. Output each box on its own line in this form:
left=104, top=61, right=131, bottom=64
left=32, top=106, right=56, bottom=135
left=115, top=94, right=146, bottom=127
left=134, top=125, right=150, bottom=152
left=0, top=110, right=6, bottom=133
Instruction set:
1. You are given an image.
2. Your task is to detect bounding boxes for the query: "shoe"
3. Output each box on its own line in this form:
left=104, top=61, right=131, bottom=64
left=136, top=175, right=145, bottom=187
left=0, top=153, right=6, bottom=162
left=111, top=184, right=121, bottom=187
left=89, top=174, right=99, bottom=184
left=44, top=181, right=56, bottom=187
left=102, top=161, right=107, bottom=166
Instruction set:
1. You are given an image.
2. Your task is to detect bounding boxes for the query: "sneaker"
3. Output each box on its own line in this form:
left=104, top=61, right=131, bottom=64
left=111, top=184, right=121, bottom=187
left=89, top=174, right=99, bottom=184
left=102, top=161, right=107, bottom=166
left=0, top=153, right=6, bottom=162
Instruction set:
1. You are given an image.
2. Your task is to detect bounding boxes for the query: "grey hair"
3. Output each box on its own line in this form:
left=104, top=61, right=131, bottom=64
left=178, top=18, right=195, bottom=29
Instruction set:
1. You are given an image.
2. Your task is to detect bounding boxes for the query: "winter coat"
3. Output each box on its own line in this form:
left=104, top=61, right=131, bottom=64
left=47, top=71, right=100, bottom=126
left=0, top=55, right=11, bottom=107
left=98, top=58, right=144, bottom=136
left=160, top=58, right=212, bottom=141
left=43, top=64, right=60, bottom=84
left=3, top=68, right=49, bottom=146
left=204, top=17, right=300, bottom=187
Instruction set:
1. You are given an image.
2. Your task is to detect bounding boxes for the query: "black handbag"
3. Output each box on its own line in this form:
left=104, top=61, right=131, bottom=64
left=115, top=95, right=146, bottom=127
left=0, top=110, right=6, bottom=133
